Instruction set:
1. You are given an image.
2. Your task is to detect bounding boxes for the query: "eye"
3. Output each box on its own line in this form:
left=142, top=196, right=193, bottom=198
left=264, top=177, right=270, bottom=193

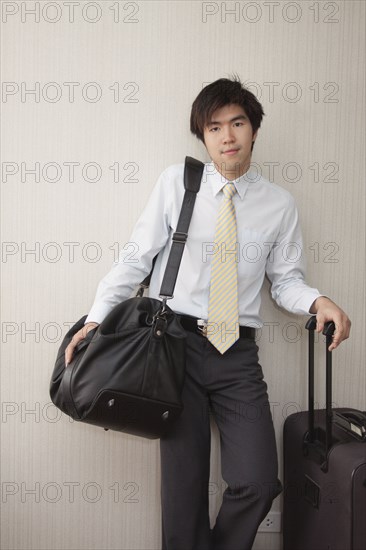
left=209, top=126, right=219, bottom=132
left=234, top=122, right=244, bottom=127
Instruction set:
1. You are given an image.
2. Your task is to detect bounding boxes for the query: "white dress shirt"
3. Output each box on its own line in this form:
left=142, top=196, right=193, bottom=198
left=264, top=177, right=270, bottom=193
left=85, top=161, right=321, bottom=327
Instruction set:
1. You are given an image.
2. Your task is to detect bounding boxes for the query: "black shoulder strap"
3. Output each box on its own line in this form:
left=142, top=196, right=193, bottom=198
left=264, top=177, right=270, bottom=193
left=138, top=156, right=204, bottom=296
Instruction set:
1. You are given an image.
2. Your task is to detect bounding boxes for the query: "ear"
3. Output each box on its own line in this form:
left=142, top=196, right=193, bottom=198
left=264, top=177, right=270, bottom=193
left=250, top=130, right=258, bottom=153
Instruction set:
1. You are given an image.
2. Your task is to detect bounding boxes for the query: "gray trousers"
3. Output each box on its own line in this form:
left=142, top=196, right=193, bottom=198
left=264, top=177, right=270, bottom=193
left=160, top=330, right=283, bottom=550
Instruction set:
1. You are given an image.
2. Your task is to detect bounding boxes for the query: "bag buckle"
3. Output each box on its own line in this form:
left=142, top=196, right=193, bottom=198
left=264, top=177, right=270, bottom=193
left=152, top=298, right=169, bottom=337
left=136, top=283, right=149, bottom=297
left=172, top=231, right=188, bottom=243
left=197, top=319, right=208, bottom=337
left=158, top=295, right=173, bottom=306
left=153, top=315, right=168, bottom=338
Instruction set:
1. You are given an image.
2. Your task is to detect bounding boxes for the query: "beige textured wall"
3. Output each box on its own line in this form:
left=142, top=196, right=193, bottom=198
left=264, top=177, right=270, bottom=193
left=1, top=1, right=365, bottom=549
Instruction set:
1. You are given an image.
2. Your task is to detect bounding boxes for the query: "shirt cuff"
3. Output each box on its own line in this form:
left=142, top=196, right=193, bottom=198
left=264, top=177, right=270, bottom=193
left=85, top=304, right=115, bottom=325
left=288, top=289, right=324, bottom=316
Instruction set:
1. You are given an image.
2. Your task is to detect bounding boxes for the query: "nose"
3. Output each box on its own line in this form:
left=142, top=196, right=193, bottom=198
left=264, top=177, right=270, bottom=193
left=222, top=125, right=235, bottom=143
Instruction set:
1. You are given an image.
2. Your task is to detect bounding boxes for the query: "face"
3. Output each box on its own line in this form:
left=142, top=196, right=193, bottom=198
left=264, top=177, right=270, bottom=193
left=203, top=104, right=257, bottom=181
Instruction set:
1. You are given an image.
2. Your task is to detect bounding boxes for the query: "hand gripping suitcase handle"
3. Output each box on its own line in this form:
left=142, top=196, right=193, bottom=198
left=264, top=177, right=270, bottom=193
left=305, top=316, right=335, bottom=470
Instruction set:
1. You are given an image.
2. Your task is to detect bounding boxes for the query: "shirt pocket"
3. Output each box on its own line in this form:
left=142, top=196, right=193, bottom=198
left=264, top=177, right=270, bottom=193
left=237, top=227, right=277, bottom=278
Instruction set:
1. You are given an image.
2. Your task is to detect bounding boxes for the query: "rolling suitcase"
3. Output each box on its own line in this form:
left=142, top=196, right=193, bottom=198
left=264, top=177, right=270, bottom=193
left=283, top=316, right=366, bottom=550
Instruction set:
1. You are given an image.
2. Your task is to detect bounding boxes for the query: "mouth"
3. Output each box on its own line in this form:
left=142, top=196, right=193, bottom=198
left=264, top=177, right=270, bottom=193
left=222, top=149, right=239, bottom=155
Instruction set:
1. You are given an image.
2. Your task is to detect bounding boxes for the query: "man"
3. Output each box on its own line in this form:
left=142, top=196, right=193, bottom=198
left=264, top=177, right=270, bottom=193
left=65, top=77, right=351, bottom=550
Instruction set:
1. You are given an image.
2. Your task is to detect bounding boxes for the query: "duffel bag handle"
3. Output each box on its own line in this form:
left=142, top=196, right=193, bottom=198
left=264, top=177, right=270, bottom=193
left=136, top=157, right=204, bottom=300
left=158, top=156, right=204, bottom=300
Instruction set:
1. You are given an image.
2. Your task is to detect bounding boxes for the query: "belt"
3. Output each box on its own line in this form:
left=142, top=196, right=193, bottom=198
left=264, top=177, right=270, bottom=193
left=178, top=314, right=256, bottom=340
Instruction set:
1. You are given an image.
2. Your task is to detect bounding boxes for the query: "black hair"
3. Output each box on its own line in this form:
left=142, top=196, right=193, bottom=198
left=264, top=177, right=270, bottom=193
left=190, top=75, right=264, bottom=144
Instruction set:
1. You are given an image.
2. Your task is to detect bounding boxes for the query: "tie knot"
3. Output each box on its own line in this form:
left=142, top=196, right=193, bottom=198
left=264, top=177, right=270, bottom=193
left=222, top=182, right=236, bottom=200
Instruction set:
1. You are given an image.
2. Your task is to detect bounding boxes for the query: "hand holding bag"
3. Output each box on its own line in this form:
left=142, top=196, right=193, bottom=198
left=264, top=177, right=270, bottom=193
left=50, top=156, right=204, bottom=439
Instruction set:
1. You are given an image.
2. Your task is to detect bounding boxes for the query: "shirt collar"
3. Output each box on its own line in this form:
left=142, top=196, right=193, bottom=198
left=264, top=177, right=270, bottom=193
left=204, top=161, right=252, bottom=200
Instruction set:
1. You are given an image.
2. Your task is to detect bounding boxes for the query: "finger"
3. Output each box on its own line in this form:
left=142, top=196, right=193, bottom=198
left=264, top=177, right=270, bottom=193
left=316, top=313, right=325, bottom=333
left=328, top=336, right=338, bottom=351
left=65, top=341, right=76, bottom=366
left=328, top=321, right=346, bottom=351
left=65, top=346, right=72, bottom=366
left=329, top=336, right=341, bottom=351
left=65, top=334, right=82, bottom=365
left=64, top=324, right=98, bottom=366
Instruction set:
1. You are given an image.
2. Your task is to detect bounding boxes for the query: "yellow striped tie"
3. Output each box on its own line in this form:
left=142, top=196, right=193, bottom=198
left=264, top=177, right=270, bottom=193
left=207, top=182, right=239, bottom=354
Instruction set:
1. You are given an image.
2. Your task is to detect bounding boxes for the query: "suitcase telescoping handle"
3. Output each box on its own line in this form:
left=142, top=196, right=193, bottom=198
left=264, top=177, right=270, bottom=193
left=305, top=316, right=335, bottom=471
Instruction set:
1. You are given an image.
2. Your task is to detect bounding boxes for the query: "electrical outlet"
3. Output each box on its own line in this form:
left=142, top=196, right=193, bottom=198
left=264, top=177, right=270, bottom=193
left=258, top=511, right=282, bottom=533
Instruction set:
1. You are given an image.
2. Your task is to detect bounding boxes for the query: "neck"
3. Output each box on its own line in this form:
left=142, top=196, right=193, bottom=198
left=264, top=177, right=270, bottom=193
left=214, top=160, right=250, bottom=181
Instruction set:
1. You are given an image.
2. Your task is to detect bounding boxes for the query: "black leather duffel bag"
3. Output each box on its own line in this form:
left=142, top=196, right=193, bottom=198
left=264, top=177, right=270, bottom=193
left=49, top=156, right=204, bottom=438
